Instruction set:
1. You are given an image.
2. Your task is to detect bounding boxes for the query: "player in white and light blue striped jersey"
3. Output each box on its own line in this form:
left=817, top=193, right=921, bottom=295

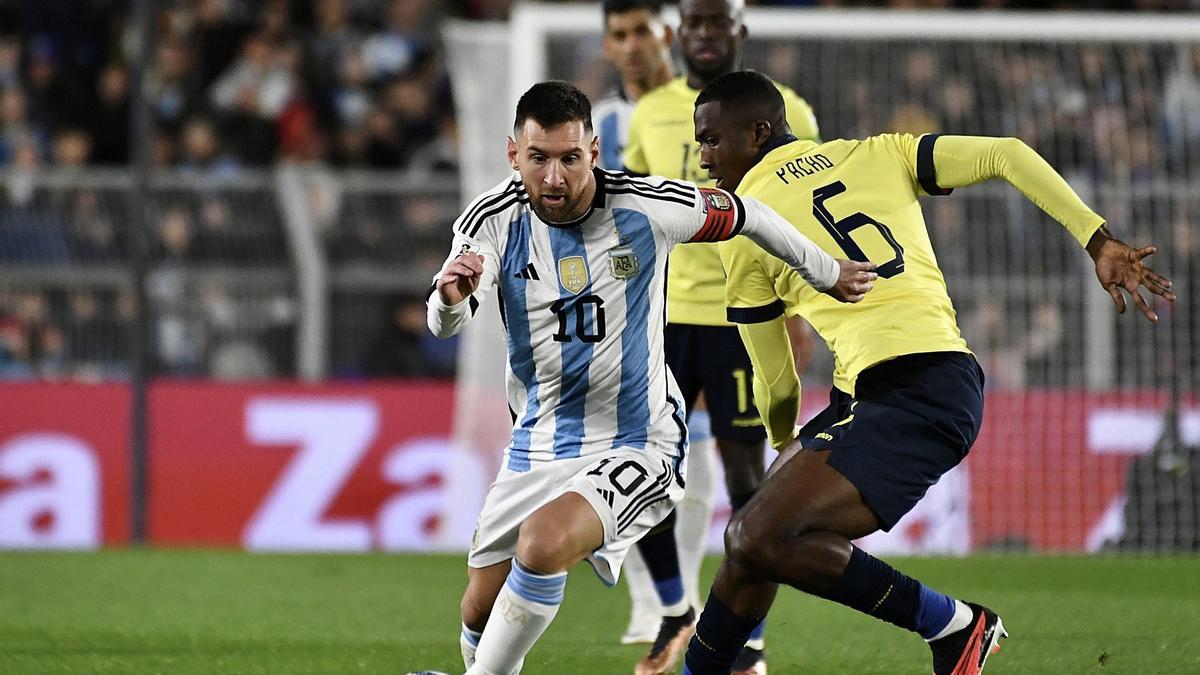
left=592, top=0, right=675, bottom=171
left=425, top=81, right=874, bottom=675
left=593, top=90, right=635, bottom=171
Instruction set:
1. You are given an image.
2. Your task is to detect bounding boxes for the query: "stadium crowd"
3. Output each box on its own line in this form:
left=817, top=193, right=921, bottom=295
left=0, top=0, right=1195, bottom=383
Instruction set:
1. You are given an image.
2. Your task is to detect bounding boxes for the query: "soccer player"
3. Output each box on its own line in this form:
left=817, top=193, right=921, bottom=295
left=681, top=70, right=1176, bottom=675
left=429, top=80, right=875, bottom=675
left=593, top=0, right=675, bottom=172
left=622, top=1, right=820, bottom=672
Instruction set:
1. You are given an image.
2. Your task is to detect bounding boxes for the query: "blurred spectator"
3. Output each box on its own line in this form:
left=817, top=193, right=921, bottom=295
left=155, top=207, right=196, bottom=263
left=363, top=104, right=405, bottom=167
left=210, top=32, right=300, bottom=163
left=64, top=291, right=119, bottom=367
left=51, top=127, right=91, bottom=167
left=178, top=116, right=241, bottom=175
left=192, top=0, right=253, bottom=93
left=24, top=35, right=88, bottom=133
left=361, top=0, right=439, bottom=82
left=308, top=0, right=361, bottom=99
left=151, top=39, right=201, bottom=133
left=0, top=88, right=34, bottom=166
left=0, top=314, right=32, bottom=378
left=364, top=293, right=451, bottom=378
left=152, top=130, right=178, bottom=168
left=0, top=37, right=21, bottom=89
left=90, top=61, right=130, bottom=164
left=69, top=190, right=124, bottom=262
left=331, top=47, right=371, bottom=133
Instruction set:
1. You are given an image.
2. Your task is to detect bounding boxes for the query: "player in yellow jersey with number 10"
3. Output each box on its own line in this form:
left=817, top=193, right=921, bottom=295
left=681, top=70, right=1176, bottom=675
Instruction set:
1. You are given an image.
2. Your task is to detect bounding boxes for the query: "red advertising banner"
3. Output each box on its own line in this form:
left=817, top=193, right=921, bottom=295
left=0, top=382, right=131, bottom=547
left=147, top=380, right=457, bottom=549
left=0, top=381, right=1192, bottom=552
left=970, top=390, right=1196, bottom=552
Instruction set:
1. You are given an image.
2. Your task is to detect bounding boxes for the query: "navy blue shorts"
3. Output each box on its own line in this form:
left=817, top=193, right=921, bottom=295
left=664, top=323, right=767, bottom=443
left=798, top=352, right=985, bottom=531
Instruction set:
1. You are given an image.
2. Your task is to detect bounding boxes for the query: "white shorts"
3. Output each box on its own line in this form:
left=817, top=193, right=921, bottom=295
left=467, top=449, right=683, bottom=586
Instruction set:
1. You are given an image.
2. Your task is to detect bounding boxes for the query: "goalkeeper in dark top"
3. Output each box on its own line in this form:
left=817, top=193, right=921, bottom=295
left=681, top=71, right=1176, bottom=675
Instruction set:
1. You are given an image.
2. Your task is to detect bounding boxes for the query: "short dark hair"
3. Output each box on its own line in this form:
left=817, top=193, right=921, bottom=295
left=513, top=81, right=594, bottom=135
left=602, top=0, right=664, bottom=20
left=695, top=70, right=786, bottom=129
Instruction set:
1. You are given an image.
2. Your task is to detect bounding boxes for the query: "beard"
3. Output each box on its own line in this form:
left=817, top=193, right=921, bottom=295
left=530, top=188, right=590, bottom=224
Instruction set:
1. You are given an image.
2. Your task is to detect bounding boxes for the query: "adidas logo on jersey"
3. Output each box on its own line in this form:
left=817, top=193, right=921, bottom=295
left=514, top=263, right=540, bottom=280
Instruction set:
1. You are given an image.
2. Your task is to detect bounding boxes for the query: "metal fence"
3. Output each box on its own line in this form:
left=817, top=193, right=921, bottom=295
left=0, top=168, right=460, bottom=382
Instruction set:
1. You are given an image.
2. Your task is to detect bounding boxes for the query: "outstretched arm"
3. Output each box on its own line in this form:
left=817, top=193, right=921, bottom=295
left=1085, top=227, right=1175, bottom=322
left=921, top=134, right=1175, bottom=321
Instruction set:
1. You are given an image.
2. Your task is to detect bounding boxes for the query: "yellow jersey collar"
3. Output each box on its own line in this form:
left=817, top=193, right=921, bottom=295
left=743, top=137, right=818, bottom=188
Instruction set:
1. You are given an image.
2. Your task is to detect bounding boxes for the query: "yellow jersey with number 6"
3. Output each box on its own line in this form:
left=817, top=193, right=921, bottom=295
left=624, top=76, right=820, bottom=326
left=721, top=132, right=1106, bottom=395
left=721, top=133, right=969, bottom=394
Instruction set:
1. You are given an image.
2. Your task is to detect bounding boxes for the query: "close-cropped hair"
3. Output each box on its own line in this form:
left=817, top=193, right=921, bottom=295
left=513, top=81, right=594, bottom=135
left=602, top=0, right=665, bottom=19
left=695, top=70, right=785, bottom=123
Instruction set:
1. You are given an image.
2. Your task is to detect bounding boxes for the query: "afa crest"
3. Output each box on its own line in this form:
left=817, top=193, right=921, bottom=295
left=609, top=245, right=639, bottom=280
left=558, top=256, right=588, bottom=294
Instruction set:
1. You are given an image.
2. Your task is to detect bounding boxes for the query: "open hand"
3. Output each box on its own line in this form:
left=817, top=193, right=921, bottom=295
left=824, top=260, right=877, bottom=303
left=1090, top=237, right=1175, bottom=323
left=436, top=252, right=485, bottom=306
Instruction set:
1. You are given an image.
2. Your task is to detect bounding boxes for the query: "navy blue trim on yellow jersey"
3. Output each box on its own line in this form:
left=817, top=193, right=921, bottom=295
left=917, top=134, right=953, bottom=196
left=756, top=133, right=798, bottom=164
left=727, top=299, right=785, bottom=324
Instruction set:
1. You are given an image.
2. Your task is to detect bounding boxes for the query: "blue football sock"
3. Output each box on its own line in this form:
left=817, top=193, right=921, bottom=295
left=683, top=592, right=761, bottom=674
left=828, top=545, right=957, bottom=639
left=654, top=576, right=685, bottom=608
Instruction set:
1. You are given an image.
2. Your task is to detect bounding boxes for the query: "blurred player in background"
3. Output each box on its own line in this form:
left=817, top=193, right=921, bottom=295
left=683, top=70, right=1176, bottom=675
left=428, top=80, right=872, bottom=675
left=593, top=0, right=675, bottom=172
left=622, top=1, right=821, bottom=672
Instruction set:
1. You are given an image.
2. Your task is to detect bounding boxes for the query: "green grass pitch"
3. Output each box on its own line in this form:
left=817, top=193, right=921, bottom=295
left=1, top=551, right=1198, bottom=674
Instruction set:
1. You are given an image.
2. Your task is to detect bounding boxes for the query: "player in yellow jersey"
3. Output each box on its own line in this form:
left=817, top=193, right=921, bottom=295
left=624, top=3, right=820, bottom=672
left=681, top=71, right=1176, bottom=675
